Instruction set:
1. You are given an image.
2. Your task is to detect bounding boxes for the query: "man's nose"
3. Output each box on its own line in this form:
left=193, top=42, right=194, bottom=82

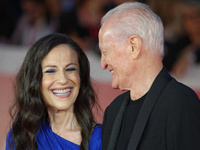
left=101, top=56, right=108, bottom=70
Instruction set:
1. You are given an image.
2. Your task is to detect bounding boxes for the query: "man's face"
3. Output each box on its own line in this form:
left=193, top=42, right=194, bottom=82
left=98, top=25, right=133, bottom=91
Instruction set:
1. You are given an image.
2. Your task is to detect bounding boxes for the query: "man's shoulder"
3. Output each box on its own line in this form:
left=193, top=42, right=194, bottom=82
left=168, top=78, right=199, bottom=98
left=156, top=76, right=200, bottom=110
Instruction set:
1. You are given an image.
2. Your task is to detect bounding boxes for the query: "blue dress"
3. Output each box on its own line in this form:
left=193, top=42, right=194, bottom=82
left=6, top=121, right=102, bottom=150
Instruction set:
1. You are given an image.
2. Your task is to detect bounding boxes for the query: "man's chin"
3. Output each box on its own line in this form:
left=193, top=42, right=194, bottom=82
left=112, top=86, right=119, bottom=90
left=112, top=83, right=129, bottom=92
left=111, top=82, right=119, bottom=89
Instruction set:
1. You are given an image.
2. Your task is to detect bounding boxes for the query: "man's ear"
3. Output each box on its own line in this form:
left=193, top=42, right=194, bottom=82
left=129, top=35, right=142, bottom=59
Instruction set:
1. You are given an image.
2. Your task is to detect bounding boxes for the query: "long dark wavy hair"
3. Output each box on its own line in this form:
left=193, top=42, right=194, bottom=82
left=9, top=33, right=97, bottom=150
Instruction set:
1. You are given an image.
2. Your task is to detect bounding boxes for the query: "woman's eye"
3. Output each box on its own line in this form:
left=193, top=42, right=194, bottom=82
left=66, top=68, right=76, bottom=72
left=45, top=69, right=55, bottom=73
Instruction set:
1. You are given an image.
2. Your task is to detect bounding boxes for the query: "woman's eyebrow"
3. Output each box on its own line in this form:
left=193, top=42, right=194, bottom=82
left=42, top=65, right=57, bottom=69
left=43, top=63, right=78, bottom=69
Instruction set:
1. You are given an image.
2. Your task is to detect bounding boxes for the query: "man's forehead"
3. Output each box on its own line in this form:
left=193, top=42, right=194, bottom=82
left=100, top=24, right=113, bottom=41
left=99, top=20, right=115, bottom=49
left=99, top=29, right=113, bottom=48
left=100, top=18, right=115, bottom=33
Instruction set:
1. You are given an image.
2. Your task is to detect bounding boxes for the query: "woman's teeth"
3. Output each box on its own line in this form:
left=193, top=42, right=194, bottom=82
left=53, top=89, right=71, bottom=95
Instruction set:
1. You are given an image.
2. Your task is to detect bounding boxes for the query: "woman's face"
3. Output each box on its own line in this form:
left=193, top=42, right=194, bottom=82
left=40, top=44, right=80, bottom=112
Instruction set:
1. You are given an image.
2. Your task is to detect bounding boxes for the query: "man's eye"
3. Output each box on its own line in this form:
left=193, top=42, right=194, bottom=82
left=45, top=69, right=55, bottom=73
left=66, top=68, right=76, bottom=72
left=102, top=51, right=107, bottom=56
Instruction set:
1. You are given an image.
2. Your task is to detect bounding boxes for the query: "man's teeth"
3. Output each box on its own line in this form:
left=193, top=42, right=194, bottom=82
left=110, top=70, right=114, bottom=73
left=53, top=89, right=71, bottom=95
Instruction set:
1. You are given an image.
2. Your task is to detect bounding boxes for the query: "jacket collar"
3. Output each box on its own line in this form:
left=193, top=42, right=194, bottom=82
left=107, top=67, right=171, bottom=150
left=127, top=68, right=171, bottom=150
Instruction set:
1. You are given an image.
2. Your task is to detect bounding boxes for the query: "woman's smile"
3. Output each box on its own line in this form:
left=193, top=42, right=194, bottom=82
left=41, top=44, right=80, bottom=111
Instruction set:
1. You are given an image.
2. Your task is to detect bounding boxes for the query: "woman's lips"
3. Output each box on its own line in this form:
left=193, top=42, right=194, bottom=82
left=51, top=88, right=73, bottom=98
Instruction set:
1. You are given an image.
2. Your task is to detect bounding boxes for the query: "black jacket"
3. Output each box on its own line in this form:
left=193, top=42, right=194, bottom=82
left=102, top=68, right=200, bottom=150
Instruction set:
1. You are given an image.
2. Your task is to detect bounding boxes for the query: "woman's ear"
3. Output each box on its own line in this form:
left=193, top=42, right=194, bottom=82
left=129, top=35, right=142, bottom=59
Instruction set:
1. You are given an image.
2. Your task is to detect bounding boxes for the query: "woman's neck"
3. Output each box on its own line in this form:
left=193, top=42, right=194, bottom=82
left=47, top=108, right=80, bottom=133
left=47, top=108, right=82, bottom=145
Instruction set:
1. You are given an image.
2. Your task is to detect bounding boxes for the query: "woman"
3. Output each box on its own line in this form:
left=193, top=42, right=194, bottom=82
left=6, top=33, right=101, bottom=150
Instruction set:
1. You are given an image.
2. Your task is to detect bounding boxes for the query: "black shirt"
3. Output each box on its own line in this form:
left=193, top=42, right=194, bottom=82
left=116, top=94, right=146, bottom=150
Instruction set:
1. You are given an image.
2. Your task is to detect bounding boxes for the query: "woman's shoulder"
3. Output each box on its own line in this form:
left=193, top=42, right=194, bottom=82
left=94, top=123, right=102, bottom=128
left=6, top=129, right=15, bottom=150
left=89, top=124, right=102, bottom=149
left=92, top=124, right=102, bottom=136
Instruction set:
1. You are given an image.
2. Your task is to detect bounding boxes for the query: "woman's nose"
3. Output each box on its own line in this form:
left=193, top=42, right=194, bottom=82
left=57, top=71, right=67, bottom=84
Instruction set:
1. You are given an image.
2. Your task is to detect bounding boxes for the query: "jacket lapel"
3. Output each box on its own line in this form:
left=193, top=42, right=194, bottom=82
left=107, top=93, right=130, bottom=150
left=127, top=68, right=171, bottom=150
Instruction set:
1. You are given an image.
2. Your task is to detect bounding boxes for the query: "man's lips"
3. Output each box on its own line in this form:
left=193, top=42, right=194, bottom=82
left=109, top=69, right=114, bottom=74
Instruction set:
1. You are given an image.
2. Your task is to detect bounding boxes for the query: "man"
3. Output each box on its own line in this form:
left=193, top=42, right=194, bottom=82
left=98, top=1, right=200, bottom=150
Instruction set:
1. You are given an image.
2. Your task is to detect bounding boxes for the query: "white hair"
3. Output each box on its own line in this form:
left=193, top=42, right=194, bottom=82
left=101, top=1, right=164, bottom=56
